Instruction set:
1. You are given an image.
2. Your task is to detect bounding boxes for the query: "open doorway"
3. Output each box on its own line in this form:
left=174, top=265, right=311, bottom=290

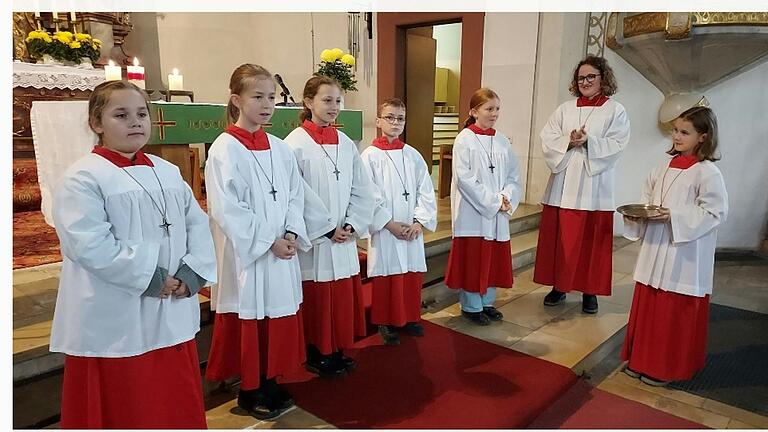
left=403, top=23, right=462, bottom=183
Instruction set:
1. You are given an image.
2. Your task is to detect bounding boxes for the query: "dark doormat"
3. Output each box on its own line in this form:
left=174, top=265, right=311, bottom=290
left=669, top=303, right=768, bottom=416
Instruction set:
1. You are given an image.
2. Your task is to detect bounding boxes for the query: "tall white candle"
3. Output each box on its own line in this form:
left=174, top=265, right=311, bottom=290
left=52, top=12, right=58, bottom=20
left=70, top=12, right=76, bottom=22
left=168, top=68, right=184, bottom=91
left=127, top=57, right=145, bottom=89
left=104, top=60, right=122, bottom=81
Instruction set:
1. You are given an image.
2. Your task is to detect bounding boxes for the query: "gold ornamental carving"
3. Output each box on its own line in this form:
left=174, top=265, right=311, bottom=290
left=692, top=12, right=768, bottom=26
left=623, top=12, right=667, bottom=38
left=13, top=12, right=37, bottom=61
left=606, top=12, right=622, bottom=50
left=665, top=13, right=692, bottom=40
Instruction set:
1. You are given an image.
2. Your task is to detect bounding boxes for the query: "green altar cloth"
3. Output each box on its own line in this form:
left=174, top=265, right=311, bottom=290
left=148, top=102, right=363, bottom=144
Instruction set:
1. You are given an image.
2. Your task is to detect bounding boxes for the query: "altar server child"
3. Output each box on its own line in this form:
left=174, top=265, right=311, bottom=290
left=444, top=88, right=523, bottom=326
left=284, top=75, right=375, bottom=377
left=361, top=98, right=437, bottom=346
left=534, top=55, right=631, bottom=314
left=49, top=80, right=216, bottom=429
left=204, top=64, right=312, bottom=419
left=621, top=106, right=727, bottom=386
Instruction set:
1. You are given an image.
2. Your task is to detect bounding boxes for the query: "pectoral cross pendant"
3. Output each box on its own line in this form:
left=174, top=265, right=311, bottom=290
left=402, top=190, right=410, bottom=201
left=160, top=218, right=172, bottom=236
left=333, top=167, right=341, bottom=181
left=489, top=164, right=496, bottom=173
left=269, top=186, right=278, bottom=201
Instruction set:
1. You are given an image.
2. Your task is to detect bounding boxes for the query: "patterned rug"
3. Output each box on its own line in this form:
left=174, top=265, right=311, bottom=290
left=13, top=199, right=209, bottom=270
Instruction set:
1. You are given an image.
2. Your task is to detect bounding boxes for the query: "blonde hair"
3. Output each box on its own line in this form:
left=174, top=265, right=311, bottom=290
left=667, top=106, right=720, bottom=162
left=227, top=63, right=274, bottom=124
left=378, top=98, right=406, bottom=117
left=88, top=80, right=150, bottom=144
left=463, top=88, right=500, bottom=129
left=300, top=75, right=341, bottom=122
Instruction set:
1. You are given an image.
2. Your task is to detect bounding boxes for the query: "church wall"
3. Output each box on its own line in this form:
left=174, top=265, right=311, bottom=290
left=148, top=13, right=378, bottom=148
left=481, top=12, right=540, bottom=202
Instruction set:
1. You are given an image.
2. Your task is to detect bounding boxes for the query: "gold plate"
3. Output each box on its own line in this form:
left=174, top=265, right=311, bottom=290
left=616, top=204, right=665, bottom=218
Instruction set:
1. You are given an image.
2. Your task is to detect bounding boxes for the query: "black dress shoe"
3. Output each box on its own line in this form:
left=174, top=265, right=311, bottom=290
left=238, top=388, right=282, bottom=420
left=482, top=306, right=504, bottom=321
left=378, top=325, right=400, bottom=346
left=331, top=350, right=357, bottom=371
left=262, top=378, right=295, bottom=410
left=403, top=321, right=425, bottom=337
left=582, top=294, right=598, bottom=314
left=461, top=310, right=491, bottom=326
left=543, top=288, right=567, bottom=306
left=305, top=354, right=346, bottom=377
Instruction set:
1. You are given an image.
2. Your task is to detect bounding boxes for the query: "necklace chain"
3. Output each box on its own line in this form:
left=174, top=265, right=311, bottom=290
left=383, top=149, right=410, bottom=201
left=248, top=147, right=278, bottom=201
left=121, top=166, right=172, bottom=235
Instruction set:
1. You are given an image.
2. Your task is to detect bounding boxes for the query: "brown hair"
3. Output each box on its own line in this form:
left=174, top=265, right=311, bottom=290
left=569, top=55, right=618, bottom=97
left=299, top=75, right=341, bottom=122
left=227, top=63, right=274, bottom=124
left=667, top=106, right=720, bottom=161
left=463, top=88, right=500, bottom=128
left=377, top=98, right=406, bottom=117
left=88, top=80, right=151, bottom=144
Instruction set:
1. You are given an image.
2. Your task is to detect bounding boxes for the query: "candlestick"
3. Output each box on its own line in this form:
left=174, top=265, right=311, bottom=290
left=168, top=68, right=184, bottom=91
left=104, top=60, right=122, bottom=81
left=127, top=57, right=145, bottom=89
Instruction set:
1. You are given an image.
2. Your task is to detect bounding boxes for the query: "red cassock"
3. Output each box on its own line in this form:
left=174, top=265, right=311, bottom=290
left=533, top=205, right=614, bottom=295
left=445, top=237, right=514, bottom=295
left=621, top=282, right=710, bottom=381
left=60, top=340, right=207, bottom=429
left=301, top=275, right=367, bottom=355
left=370, top=272, right=424, bottom=326
left=206, top=311, right=307, bottom=390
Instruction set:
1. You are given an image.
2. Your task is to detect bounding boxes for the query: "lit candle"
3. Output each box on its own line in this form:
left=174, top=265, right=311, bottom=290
left=52, top=12, right=58, bottom=20
left=127, top=57, right=145, bottom=89
left=70, top=12, right=76, bottom=22
left=104, top=60, right=122, bottom=81
left=168, top=68, right=184, bottom=91
left=34, top=12, right=40, bottom=18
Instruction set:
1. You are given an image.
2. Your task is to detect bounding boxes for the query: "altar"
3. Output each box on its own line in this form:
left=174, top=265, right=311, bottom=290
left=30, top=100, right=363, bottom=225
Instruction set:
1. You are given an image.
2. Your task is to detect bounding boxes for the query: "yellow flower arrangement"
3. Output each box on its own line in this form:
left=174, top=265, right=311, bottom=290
left=315, top=48, right=357, bottom=92
left=25, top=30, right=101, bottom=64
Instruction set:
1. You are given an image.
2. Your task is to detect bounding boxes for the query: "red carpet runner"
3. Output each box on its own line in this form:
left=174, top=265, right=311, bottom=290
left=529, top=379, right=706, bottom=429
left=284, top=320, right=578, bottom=428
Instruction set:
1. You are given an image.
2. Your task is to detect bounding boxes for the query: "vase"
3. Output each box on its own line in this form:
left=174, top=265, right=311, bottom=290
left=76, top=58, right=94, bottom=69
left=41, top=54, right=63, bottom=66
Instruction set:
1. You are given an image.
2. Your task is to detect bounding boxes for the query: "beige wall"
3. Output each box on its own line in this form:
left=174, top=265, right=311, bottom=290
left=434, top=23, right=462, bottom=110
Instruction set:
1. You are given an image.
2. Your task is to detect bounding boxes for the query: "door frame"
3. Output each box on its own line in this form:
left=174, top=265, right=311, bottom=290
left=376, top=13, right=485, bottom=123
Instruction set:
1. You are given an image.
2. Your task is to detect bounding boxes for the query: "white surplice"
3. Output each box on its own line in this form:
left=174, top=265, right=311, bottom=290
left=540, top=98, right=631, bottom=210
left=623, top=159, right=729, bottom=297
left=450, top=128, right=522, bottom=240
left=284, top=128, right=375, bottom=282
left=50, top=154, right=216, bottom=357
left=205, top=132, right=311, bottom=319
left=361, top=143, right=438, bottom=277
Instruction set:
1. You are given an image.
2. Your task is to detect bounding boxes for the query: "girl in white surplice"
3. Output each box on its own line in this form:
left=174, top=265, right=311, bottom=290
left=205, top=64, right=312, bottom=420
left=621, top=107, right=728, bottom=387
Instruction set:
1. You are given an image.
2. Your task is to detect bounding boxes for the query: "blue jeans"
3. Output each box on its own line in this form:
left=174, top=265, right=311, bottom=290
left=459, top=288, right=496, bottom=313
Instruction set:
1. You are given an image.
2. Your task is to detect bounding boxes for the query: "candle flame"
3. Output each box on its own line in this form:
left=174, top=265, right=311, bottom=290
left=108, top=60, right=115, bottom=67
left=133, top=57, right=139, bottom=67
left=172, top=68, right=179, bottom=76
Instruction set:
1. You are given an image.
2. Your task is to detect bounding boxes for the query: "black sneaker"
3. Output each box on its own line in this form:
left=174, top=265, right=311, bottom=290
left=582, top=294, right=598, bottom=314
left=461, top=310, right=491, bottom=326
left=543, top=288, right=567, bottom=306
left=640, top=375, right=669, bottom=387
left=482, top=306, right=504, bottom=321
left=403, top=321, right=425, bottom=337
left=331, top=350, right=357, bottom=371
left=237, top=388, right=282, bottom=420
left=262, top=378, right=295, bottom=410
left=378, top=325, right=400, bottom=346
